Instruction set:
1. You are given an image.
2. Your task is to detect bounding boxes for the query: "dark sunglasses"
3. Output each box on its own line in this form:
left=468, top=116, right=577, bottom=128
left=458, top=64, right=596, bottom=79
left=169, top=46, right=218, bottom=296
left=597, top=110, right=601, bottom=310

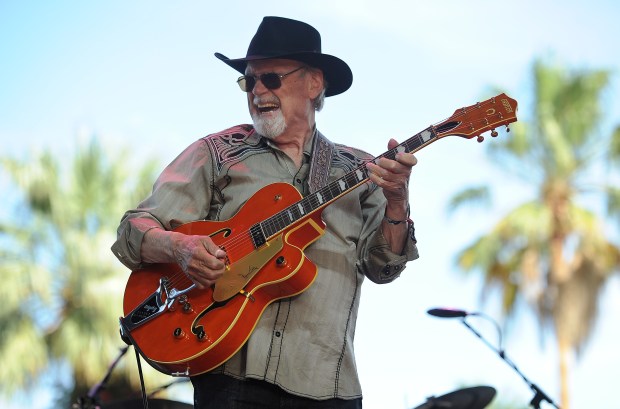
left=237, top=66, right=306, bottom=92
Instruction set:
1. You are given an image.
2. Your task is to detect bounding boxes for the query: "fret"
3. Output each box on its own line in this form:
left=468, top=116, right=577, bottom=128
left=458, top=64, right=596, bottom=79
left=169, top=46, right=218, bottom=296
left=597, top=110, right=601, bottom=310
left=405, top=128, right=435, bottom=152
left=273, top=213, right=286, bottom=231
left=291, top=205, right=302, bottom=220
left=354, top=168, right=364, bottom=182
left=301, top=199, right=312, bottom=214
left=382, top=149, right=397, bottom=161
left=306, top=196, right=319, bottom=210
left=316, top=192, right=324, bottom=205
left=261, top=221, right=273, bottom=238
left=318, top=186, right=331, bottom=203
left=377, top=127, right=436, bottom=163
left=344, top=173, right=358, bottom=189
left=326, top=182, right=340, bottom=200
left=250, top=223, right=266, bottom=247
left=420, top=129, right=433, bottom=143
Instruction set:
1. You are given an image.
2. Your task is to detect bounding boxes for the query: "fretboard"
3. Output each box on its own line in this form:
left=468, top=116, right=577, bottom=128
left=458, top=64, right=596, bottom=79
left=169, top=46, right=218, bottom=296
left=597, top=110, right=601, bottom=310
left=249, top=126, right=438, bottom=247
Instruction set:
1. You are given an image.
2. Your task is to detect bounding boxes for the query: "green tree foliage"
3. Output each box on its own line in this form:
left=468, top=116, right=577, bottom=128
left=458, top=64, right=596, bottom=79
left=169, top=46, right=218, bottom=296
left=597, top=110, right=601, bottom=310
left=448, top=59, right=620, bottom=409
left=0, top=138, right=171, bottom=405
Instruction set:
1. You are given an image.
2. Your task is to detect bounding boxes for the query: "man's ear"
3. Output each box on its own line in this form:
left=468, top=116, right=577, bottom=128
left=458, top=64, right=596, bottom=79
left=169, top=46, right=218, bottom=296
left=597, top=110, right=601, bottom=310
left=307, top=69, right=325, bottom=100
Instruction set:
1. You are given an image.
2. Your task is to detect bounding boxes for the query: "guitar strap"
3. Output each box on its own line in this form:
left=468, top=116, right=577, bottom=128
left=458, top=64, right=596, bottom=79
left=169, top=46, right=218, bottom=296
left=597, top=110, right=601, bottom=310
left=308, top=130, right=334, bottom=194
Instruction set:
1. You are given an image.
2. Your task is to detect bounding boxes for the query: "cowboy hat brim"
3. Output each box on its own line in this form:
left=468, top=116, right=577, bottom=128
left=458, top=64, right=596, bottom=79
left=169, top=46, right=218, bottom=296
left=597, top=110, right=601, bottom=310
left=215, top=52, right=352, bottom=97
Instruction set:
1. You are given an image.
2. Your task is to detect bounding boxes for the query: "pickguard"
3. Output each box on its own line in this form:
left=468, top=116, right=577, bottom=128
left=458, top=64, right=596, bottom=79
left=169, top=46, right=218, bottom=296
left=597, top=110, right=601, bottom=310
left=212, top=234, right=284, bottom=302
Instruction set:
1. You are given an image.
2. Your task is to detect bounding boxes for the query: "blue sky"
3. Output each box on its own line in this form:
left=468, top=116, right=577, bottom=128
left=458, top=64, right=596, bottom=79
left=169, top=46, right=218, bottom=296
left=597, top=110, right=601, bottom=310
left=1, top=1, right=619, bottom=408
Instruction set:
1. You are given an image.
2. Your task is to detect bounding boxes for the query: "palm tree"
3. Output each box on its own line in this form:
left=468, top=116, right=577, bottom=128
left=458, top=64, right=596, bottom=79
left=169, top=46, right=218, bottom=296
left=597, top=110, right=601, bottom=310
left=447, top=59, right=620, bottom=409
left=0, top=138, right=171, bottom=406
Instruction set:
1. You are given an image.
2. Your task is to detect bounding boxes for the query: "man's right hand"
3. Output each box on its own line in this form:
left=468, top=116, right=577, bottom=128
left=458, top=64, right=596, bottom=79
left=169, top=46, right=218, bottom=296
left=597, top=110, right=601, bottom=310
left=140, top=228, right=227, bottom=289
left=171, top=233, right=227, bottom=289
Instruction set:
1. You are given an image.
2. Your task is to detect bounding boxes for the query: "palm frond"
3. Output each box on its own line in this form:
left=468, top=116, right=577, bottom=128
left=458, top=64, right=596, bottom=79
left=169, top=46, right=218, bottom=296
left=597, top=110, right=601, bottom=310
left=446, top=185, right=491, bottom=215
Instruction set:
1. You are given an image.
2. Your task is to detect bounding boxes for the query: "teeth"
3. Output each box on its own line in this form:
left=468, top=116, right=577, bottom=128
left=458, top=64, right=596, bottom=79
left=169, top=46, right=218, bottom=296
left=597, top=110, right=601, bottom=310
left=257, top=103, right=279, bottom=113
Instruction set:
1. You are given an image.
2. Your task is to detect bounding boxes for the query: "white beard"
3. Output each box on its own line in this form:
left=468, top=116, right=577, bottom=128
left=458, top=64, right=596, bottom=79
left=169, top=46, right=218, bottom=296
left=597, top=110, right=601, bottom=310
left=251, top=96, right=287, bottom=140
left=251, top=110, right=287, bottom=140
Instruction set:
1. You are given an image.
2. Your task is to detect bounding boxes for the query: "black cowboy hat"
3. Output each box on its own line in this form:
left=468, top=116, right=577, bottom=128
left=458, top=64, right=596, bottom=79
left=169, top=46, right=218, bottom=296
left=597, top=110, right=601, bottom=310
left=215, top=16, right=353, bottom=97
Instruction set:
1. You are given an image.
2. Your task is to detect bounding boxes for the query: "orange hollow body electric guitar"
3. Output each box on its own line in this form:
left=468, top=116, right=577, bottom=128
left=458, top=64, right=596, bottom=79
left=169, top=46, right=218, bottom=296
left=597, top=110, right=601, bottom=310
left=120, top=93, right=518, bottom=377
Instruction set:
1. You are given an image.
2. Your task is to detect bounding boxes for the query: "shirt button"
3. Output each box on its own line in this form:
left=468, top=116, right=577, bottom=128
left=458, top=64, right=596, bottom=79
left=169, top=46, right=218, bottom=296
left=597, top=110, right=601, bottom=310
left=296, top=179, right=302, bottom=184
left=275, top=331, right=282, bottom=337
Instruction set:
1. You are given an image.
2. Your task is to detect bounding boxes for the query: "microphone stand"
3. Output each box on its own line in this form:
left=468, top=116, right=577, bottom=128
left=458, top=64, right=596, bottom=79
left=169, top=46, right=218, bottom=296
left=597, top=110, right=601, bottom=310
left=74, top=345, right=130, bottom=409
left=459, top=316, right=560, bottom=409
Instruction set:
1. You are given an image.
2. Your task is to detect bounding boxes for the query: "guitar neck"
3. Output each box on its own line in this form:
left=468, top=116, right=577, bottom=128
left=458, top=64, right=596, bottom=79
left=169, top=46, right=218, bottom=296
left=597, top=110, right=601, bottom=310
left=254, top=125, right=439, bottom=244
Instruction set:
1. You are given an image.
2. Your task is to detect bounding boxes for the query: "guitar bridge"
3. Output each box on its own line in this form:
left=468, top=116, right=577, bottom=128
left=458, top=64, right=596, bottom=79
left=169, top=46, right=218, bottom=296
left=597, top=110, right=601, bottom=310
left=120, top=277, right=195, bottom=333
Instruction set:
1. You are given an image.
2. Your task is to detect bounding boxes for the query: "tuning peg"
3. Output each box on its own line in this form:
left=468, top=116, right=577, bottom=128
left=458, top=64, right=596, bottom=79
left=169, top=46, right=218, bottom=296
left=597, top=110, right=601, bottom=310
left=477, top=135, right=484, bottom=143
left=491, top=129, right=498, bottom=137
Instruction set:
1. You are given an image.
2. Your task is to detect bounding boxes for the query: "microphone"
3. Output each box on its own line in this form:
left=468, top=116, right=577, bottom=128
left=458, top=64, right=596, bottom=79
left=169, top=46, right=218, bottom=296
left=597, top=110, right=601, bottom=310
left=425, top=306, right=561, bottom=408
left=427, top=307, right=470, bottom=318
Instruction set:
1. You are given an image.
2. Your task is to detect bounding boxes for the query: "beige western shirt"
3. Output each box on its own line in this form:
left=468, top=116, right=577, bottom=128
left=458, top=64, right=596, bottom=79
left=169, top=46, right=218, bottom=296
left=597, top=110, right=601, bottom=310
left=111, top=125, right=419, bottom=400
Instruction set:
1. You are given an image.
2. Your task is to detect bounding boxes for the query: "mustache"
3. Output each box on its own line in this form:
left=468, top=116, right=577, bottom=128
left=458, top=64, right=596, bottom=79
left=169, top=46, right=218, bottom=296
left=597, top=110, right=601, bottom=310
left=253, top=96, right=280, bottom=106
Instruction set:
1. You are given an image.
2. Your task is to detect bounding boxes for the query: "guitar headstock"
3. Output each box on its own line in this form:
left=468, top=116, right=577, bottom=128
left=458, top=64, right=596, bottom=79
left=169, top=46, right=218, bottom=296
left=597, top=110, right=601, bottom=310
left=433, top=93, right=518, bottom=142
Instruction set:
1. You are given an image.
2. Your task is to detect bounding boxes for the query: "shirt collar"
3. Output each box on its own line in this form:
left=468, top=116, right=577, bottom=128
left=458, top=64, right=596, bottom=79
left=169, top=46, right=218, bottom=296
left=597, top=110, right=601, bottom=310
left=257, top=126, right=317, bottom=162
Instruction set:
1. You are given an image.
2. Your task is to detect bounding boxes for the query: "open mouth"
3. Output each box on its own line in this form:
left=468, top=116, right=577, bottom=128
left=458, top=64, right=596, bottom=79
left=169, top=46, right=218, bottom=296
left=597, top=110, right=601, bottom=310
left=257, top=103, right=280, bottom=114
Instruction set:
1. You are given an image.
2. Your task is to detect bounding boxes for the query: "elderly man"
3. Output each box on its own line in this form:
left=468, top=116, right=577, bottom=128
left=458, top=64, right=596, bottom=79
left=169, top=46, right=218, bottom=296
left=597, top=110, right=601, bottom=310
left=113, top=16, right=419, bottom=409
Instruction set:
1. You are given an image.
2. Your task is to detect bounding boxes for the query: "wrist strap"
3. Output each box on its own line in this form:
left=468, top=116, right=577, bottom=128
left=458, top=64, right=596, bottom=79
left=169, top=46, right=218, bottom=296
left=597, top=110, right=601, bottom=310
left=384, top=203, right=411, bottom=225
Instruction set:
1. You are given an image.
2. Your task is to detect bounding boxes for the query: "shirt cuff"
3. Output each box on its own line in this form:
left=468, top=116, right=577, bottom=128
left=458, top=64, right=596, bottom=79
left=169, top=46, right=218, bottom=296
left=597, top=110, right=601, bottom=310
left=365, top=221, right=419, bottom=283
left=111, top=216, right=163, bottom=270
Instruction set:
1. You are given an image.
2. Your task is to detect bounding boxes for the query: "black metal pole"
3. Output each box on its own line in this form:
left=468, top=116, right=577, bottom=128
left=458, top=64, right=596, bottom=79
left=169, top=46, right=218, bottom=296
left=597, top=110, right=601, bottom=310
left=460, top=318, right=560, bottom=409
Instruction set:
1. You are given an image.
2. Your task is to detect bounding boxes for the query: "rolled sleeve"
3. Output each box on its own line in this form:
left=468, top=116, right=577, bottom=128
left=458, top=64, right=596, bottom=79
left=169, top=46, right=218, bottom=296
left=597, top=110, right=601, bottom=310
left=355, top=182, right=419, bottom=283
left=111, top=214, right=164, bottom=270
left=111, top=138, right=214, bottom=271
left=363, top=223, right=419, bottom=283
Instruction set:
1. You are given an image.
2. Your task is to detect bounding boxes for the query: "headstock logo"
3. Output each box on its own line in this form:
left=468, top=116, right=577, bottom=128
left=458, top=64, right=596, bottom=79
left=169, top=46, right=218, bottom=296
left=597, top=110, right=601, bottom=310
left=501, top=98, right=513, bottom=113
